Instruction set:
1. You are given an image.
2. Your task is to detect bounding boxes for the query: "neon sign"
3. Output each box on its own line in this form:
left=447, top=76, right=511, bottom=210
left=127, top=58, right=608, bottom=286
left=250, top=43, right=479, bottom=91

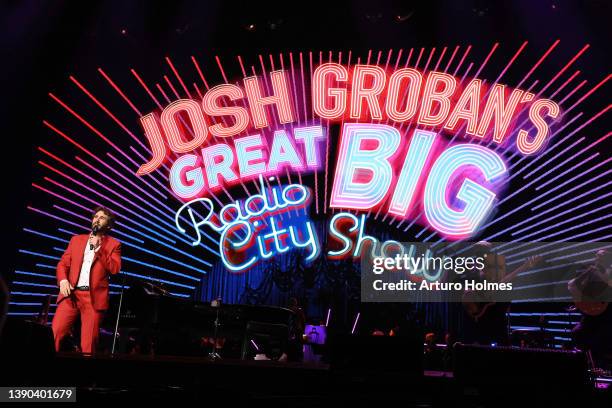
left=169, top=125, right=326, bottom=199
left=330, top=124, right=507, bottom=238
left=135, top=62, right=562, bottom=270
left=175, top=175, right=320, bottom=272
left=138, top=66, right=559, bottom=178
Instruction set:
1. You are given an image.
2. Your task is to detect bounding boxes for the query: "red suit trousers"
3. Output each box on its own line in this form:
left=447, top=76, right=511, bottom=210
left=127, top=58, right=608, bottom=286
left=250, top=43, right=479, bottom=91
left=52, top=290, right=104, bottom=354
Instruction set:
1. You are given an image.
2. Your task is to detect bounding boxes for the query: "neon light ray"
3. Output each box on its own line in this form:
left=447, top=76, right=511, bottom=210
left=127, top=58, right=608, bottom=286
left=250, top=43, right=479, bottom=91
left=10, top=44, right=611, bottom=318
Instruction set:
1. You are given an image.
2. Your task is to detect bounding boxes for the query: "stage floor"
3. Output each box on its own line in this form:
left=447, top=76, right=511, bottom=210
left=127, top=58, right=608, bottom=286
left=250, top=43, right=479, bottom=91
left=6, top=352, right=609, bottom=406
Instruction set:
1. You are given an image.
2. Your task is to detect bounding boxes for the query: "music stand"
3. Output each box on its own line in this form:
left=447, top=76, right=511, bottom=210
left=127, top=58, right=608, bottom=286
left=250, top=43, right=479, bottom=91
left=111, top=272, right=128, bottom=355
left=208, top=297, right=222, bottom=360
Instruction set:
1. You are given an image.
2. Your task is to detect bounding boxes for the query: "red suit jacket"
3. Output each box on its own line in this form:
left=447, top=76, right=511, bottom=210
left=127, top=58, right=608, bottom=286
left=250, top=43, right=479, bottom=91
left=56, top=234, right=122, bottom=311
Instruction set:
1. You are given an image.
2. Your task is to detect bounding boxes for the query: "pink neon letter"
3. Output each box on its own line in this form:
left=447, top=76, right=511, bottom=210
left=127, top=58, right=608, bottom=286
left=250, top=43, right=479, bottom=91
left=312, top=63, right=348, bottom=120
left=202, top=84, right=250, bottom=138
left=385, top=68, right=422, bottom=122
left=137, top=112, right=167, bottom=175
left=350, top=65, right=386, bottom=120
left=244, top=70, right=294, bottom=129
left=417, top=72, right=457, bottom=126
left=160, top=99, right=209, bottom=153
left=517, top=99, right=560, bottom=155
left=330, top=123, right=400, bottom=210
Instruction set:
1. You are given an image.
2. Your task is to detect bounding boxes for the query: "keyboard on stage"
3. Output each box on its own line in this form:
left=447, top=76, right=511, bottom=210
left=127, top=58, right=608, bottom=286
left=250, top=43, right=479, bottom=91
left=103, top=279, right=298, bottom=359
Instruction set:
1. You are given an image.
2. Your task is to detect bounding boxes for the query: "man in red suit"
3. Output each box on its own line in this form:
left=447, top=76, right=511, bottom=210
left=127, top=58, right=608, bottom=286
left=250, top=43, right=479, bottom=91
left=52, top=206, right=121, bottom=354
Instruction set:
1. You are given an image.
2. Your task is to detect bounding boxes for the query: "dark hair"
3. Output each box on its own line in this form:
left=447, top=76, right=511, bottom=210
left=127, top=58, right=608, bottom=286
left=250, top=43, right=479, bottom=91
left=92, top=206, right=116, bottom=229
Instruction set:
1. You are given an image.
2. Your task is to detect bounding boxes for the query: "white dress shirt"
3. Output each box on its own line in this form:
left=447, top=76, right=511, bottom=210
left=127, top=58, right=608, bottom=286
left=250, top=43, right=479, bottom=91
left=76, top=240, right=100, bottom=287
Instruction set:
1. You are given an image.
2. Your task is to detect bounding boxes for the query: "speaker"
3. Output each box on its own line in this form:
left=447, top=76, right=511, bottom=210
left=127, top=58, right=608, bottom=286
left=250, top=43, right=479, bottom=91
left=330, top=334, right=423, bottom=376
left=0, top=318, right=55, bottom=358
left=453, top=344, right=589, bottom=393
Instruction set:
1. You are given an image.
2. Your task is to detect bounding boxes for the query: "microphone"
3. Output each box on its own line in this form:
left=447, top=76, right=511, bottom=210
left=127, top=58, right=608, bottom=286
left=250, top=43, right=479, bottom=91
left=90, top=225, right=100, bottom=250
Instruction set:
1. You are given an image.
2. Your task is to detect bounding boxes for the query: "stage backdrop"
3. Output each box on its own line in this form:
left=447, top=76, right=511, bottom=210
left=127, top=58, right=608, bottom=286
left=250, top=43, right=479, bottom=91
left=9, top=44, right=611, bottom=338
